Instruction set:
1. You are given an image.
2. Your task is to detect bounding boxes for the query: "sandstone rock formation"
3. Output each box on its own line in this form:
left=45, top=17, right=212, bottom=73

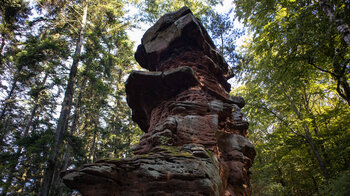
left=62, top=7, right=256, bottom=196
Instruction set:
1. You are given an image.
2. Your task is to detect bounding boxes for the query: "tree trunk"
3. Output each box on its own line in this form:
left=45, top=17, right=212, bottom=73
left=1, top=161, right=17, bottom=196
left=0, top=34, right=5, bottom=56
left=24, top=72, right=49, bottom=134
left=319, top=0, right=350, bottom=48
left=0, top=75, right=19, bottom=152
left=39, top=5, right=88, bottom=196
left=281, top=83, right=330, bottom=180
left=0, top=79, right=17, bottom=120
left=336, top=77, right=350, bottom=105
left=0, top=118, right=10, bottom=151
left=57, top=75, right=88, bottom=196
left=0, top=77, right=19, bottom=153
left=59, top=75, right=88, bottom=167
left=90, top=128, right=97, bottom=163
left=1, top=71, right=49, bottom=196
left=276, top=167, right=286, bottom=187
left=220, top=33, right=224, bottom=56
left=303, top=124, right=330, bottom=180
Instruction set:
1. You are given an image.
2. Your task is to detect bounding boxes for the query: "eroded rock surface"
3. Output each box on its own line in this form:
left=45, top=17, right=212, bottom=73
left=62, top=6, right=255, bottom=196
left=62, top=145, right=225, bottom=196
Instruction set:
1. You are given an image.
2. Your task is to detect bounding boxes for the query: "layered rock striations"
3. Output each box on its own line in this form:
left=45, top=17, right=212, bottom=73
left=62, top=7, right=256, bottom=196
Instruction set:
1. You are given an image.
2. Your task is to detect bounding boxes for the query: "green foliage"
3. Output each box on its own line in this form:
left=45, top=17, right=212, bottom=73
left=234, top=0, right=350, bottom=104
left=231, top=0, right=350, bottom=195
left=15, top=35, right=69, bottom=80
left=321, top=170, right=350, bottom=196
left=137, top=0, right=221, bottom=23
left=0, top=0, right=30, bottom=37
left=0, top=0, right=143, bottom=195
left=206, top=9, right=244, bottom=77
left=0, top=0, right=348, bottom=195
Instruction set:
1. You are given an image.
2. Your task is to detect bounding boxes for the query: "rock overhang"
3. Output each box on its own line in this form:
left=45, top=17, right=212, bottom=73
left=135, top=6, right=229, bottom=74
left=125, top=66, right=199, bottom=132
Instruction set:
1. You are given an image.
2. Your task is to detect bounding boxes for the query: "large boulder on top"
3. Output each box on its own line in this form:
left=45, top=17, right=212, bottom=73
left=135, top=6, right=229, bottom=74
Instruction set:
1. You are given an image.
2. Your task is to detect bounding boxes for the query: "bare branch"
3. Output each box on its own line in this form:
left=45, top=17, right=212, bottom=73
left=257, top=103, right=306, bottom=139
left=308, top=61, right=337, bottom=77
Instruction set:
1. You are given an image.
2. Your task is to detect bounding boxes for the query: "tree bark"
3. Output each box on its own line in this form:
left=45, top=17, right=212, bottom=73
left=303, top=124, right=330, bottom=180
left=308, top=59, right=350, bottom=105
left=1, top=160, right=17, bottom=196
left=319, top=0, right=350, bottom=49
left=39, top=5, right=88, bottom=196
left=0, top=78, right=17, bottom=151
left=24, top=72, right=49, bottom=134
left=1, top=71, right=49, bottom=196
left=0, top=34, right=6, bottom=56
left=336, top=77, right=350, bottom=105
left=90, top=116, right=99, bottom=163
left=90, top=130, right=96, bottom=162
left=281, top=83, right=330, bottom=180
left=59, top=75, right=88, bottom=167
left=0, top=35, right=5, bottom=69
left=57, top=75, right=88, bottom=196
left=0, top=79, right=17, bottom=120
